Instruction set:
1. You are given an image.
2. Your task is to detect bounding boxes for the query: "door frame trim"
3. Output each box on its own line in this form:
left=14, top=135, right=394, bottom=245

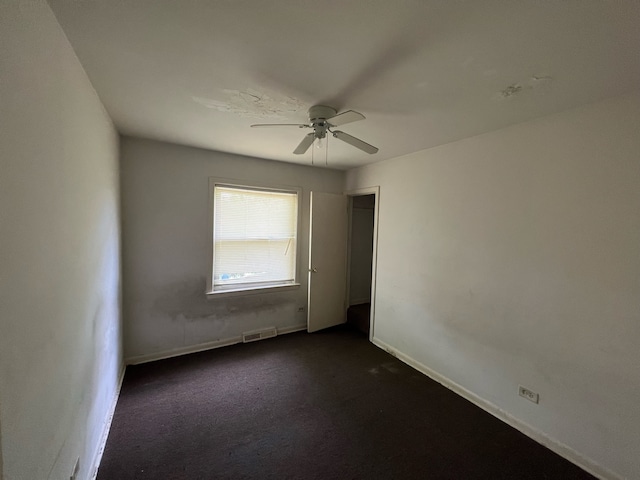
left=345, top=186, right=380, bottom=342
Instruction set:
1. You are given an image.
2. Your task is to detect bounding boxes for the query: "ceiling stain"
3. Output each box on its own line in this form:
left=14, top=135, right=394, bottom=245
left=193, top=88, right=306, bottom=119
left=495, top=75, right=553, bottom=100
left=500, top=83, right=523, bottom=99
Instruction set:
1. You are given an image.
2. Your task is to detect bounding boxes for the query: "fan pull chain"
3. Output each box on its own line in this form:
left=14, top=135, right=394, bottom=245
left=325, top=134, right=329, bottom=167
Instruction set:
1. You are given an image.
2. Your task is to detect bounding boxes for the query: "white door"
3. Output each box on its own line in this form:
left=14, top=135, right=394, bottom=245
left=307, top=192, right=348, bottom=333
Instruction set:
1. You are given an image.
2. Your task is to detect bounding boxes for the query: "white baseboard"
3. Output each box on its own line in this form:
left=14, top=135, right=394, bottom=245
left=125, top=324, right=307, bottom=366
left=126, top=336, right=242, bottom=365
left=277, top=324, right=307, bottom=335
left=371, top=337, right=619, bottom=480
left=89, top=365, right=125, bottom=480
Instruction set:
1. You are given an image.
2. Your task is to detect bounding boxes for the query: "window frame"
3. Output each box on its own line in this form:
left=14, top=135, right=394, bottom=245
left=206, top=178, right=302, bottom=297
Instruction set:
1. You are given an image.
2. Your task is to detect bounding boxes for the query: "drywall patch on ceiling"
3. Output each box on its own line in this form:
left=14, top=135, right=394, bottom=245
left=192, top=88, right=306, bottom=119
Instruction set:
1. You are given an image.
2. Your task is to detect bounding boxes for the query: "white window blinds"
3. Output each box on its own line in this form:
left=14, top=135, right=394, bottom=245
left=213, top=185, right=298, bottom=290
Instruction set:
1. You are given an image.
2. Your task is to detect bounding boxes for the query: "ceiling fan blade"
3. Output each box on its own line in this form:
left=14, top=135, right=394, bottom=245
left=251, top=123, right=308, bottom=128
left=332, top=130, right=378, bottom=154
left=327, top=110, right=365, bottom=127
left=293, top=133, right=316, bottom=154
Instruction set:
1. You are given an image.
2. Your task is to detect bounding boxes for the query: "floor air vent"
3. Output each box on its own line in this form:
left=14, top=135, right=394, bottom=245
left=242, top=327, right=277, bottom=343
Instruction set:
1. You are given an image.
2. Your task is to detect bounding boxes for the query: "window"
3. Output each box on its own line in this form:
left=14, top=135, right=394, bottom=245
left=209, top=182, right=300, bottom=294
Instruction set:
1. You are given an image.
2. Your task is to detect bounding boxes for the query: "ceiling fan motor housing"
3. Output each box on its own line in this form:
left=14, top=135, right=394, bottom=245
left=308, top=105, right=336, bottom=139
left=250, top=105, right=377, bottom=155
left=308, top=105, right=337, bottom=123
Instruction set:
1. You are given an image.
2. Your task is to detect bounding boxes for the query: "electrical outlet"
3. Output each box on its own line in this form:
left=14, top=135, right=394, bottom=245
left=297, top=306, right=305, bottom=312
left=70, top=457, right=80, bottom=480
left=519, top=386, right=539, bottom=404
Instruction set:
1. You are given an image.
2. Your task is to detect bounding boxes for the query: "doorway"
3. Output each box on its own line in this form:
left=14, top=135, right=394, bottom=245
left=306, top=187, right=379, bottom=338
left=346, top=188, right=378, bottom=340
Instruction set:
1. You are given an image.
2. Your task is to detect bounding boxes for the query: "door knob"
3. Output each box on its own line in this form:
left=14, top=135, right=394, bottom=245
left=309, top=267, right=318, bottom=273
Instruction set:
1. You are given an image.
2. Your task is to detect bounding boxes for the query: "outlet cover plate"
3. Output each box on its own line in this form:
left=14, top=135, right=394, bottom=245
left=519, top=386, right=539, bottom=404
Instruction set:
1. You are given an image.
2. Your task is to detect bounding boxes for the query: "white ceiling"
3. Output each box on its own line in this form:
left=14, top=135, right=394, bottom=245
left=48, top=0, right=640, bottom=169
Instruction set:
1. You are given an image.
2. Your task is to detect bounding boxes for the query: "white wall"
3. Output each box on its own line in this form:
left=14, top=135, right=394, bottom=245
left=120, top=137, right=344, bottom=361
left=0, top=2, right=122, bottom=479
left=346, top=92, right=640, bottom=479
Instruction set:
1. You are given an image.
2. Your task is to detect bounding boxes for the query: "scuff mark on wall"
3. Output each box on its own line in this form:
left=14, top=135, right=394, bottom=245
left=193, top=87, right=306, bottom=119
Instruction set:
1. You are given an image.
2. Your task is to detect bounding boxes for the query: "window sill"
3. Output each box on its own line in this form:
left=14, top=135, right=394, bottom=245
left=206, top=283, right=301, bottom=299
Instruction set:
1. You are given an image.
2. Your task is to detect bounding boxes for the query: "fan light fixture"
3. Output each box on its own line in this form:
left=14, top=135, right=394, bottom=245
left=251, top=105, right=378, bottom=165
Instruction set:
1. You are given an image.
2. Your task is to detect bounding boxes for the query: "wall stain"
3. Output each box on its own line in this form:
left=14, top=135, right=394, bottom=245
left=153, top=277, right=297, bottom=323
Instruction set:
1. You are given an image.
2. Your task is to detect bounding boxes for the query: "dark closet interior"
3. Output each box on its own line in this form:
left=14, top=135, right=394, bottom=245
left=346, top=194, right=375, bottom=335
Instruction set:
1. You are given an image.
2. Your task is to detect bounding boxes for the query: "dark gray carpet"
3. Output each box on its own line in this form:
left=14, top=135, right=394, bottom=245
left=98, top=325, right=594, bottom=479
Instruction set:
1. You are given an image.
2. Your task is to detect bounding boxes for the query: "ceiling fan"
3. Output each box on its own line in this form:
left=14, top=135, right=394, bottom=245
left=251, top=105, right=378, bottom=155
